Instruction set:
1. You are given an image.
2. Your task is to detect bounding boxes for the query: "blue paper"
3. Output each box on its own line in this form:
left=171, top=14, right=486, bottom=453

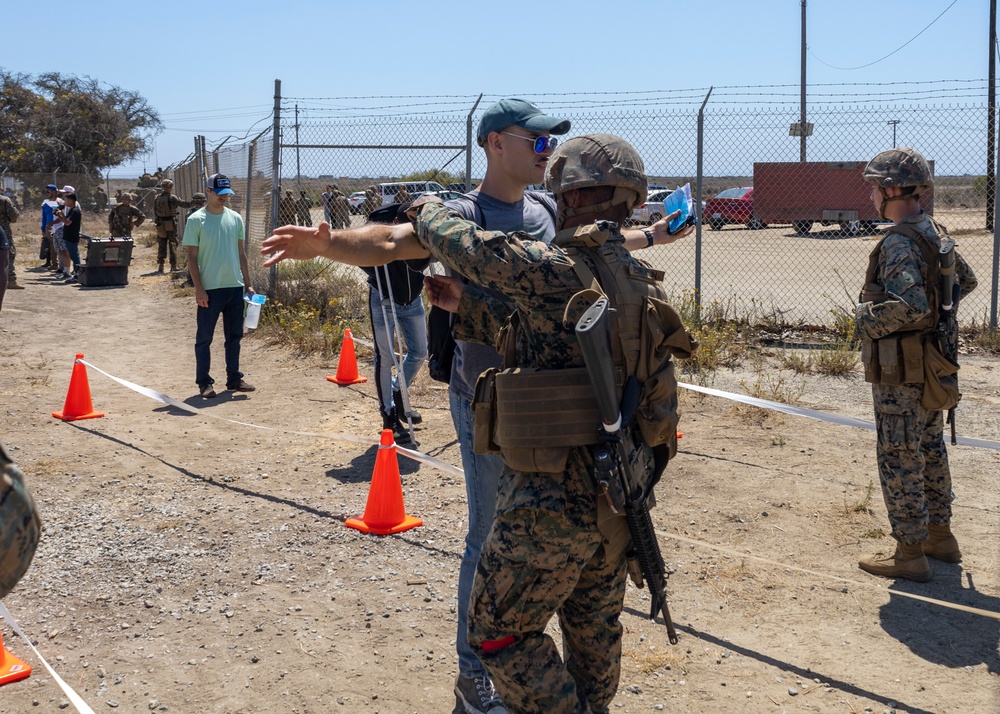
left=663, top=183, right=693, bottom=233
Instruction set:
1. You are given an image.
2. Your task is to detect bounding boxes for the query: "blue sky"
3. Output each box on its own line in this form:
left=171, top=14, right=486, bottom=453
left=3, top=0, right=990, bottom=177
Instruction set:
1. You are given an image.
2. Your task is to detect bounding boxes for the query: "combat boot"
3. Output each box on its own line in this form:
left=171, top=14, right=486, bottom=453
left=156, top=262, right=164, bottom=274
left=923, top=523, right=962, bottom=563
left=859, top=542, right=931, bottom=582
left=393, top=389, right=422, bottom=424
left=382, top=408, right=414, bottom=447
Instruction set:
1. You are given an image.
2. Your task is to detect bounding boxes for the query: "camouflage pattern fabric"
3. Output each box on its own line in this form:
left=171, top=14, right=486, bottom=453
left=0, top=195, right=18, bottom=284
left=0, top=442, right=41, bottom=599
left=330, top=193, right=350, bottom=230
left=296, top=195, right=313, bottom=226
left=863, top=147, right=933, bottom=191
left=108, top=203, right=145, bottom=237
left=414, top=201, right=652, bottom=713
left=856, top=211, right=977, bottom=546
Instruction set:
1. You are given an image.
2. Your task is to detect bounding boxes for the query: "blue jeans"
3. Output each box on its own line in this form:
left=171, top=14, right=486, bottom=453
left=64, top=241, right=81, bottom=271
left=195, top=286, right=245, bottom=388
left=368, top=288, right=427, bottom=415
left=450, top=389, right=505, bottom=677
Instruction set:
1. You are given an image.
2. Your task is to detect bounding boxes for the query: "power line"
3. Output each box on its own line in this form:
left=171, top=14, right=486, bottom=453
left=808, top=0, right=960, bottom=71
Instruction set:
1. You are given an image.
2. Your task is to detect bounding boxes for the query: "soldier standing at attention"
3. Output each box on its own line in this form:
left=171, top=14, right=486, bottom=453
left=0, top=191, right=22, bottom=290
left=153, top=179, right=193, bottom=273
left=855, top=148, right=977, bottom=582
left=261, top=134, right=697, bottom=714
left=109, top=192, right=146, bottom=238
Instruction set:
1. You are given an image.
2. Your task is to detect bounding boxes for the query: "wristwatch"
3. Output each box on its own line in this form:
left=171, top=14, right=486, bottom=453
left=642, top=228, right=654, bottom=248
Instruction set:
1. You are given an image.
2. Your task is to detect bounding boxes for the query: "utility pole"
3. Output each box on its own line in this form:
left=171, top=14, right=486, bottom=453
left=988, top=0, right=996, bottom=230
left=799, top=0, right=807, bottom=162
left=887, top=119, right=900, bottom=147
left=295, top=104, right=302, bottom=190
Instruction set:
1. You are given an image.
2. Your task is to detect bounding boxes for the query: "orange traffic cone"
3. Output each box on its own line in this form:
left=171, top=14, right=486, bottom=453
left=0, top=630, right=32, bottom=687
left=327, top=329, right=368, bottom=385
left=52, top=354, right=104, bottom=421
left=346, top=429, right=422, bottom=535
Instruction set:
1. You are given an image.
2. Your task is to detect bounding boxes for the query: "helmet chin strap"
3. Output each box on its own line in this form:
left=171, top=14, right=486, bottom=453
left=556, top=187, right=639, bottom=228
left=877, top=187, right=916, bottom=220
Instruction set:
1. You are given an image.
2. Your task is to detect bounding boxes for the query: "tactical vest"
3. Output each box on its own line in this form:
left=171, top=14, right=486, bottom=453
left=154, top=193, right=175, bottom=219
left=474, top=222, right=696, bottom=474
left=860, top=219, right=958, bottom=408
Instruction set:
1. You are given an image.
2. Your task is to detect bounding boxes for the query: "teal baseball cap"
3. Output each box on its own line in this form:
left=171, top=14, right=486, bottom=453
left=477, top=98, right=571, bottom=146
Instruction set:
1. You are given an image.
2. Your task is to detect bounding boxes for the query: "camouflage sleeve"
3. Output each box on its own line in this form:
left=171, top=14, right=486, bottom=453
left=453, top=283, right=514, bottom=344
left=956, top=250, right=977, bottom=299
left=133, top=207, right=145, bottom=225
left=855, top=234, right=931, bottom=342
left=414, top=201, right=580, bottom=308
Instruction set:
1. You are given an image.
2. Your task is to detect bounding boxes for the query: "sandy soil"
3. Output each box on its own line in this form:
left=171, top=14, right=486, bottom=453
left=0, top=230, right=998, bottom=714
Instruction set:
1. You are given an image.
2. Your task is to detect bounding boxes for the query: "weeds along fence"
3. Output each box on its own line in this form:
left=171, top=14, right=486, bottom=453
left=160, top=85, right=1000, bottom=330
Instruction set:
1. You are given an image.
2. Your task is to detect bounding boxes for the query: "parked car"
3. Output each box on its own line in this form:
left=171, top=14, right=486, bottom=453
left=376, top=181, right=447, bottom=206
left=703, top=187, right=766, bottom=230
left=348, top=191, right=367, bottom=214
left=416, top=190, right=464, bottom=202
left=630, top=189, right=673, bottom=225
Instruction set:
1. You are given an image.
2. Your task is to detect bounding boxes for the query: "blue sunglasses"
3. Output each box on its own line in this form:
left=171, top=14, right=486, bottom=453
left=500, top=131, right=558, bottom=154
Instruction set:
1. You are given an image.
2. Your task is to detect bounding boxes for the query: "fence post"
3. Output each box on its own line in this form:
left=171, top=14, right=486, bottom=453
left=245, top=139, right=256, bottom=239
left=992, top=126, right=999, bottom=330
left=270, top=79, right=282, bottom=292
left=466, top=94, right=483, bottom=191
left=695, top=87, right=713, bottom=323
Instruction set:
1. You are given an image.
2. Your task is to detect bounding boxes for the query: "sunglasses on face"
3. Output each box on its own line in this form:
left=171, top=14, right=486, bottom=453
left=500, top=131, right=558, bottom=154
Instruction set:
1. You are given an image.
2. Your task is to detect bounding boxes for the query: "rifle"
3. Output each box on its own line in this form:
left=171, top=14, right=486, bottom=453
left=575, top=298, right=679, bottom=644
left=937, top=238, right=960, bottom=444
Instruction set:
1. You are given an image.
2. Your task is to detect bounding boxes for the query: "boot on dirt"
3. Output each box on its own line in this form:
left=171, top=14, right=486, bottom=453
left=923, top=523, right=962, bottom=563
left=382, top=408, right=414, bottom=447
left=859, top=542, right=931, bottom=582
left=156, top=262, right=165, bottom=274
left=394, top=389, right=422, bottom=424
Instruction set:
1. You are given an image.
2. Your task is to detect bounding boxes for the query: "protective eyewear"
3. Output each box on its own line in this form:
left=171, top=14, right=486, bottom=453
left=500, top=131, right=558, bottom=154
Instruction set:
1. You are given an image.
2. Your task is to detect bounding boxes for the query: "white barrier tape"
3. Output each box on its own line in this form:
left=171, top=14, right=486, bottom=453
left=0, top=601, right=96, bottom=713
left=678, top=381, right=1000, bottom=452
left=659, top=529, right=1000, bottom=621
left=77, top=360, right=463, bottom=479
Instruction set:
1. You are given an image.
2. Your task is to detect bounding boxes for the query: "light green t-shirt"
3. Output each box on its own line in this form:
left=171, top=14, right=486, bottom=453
left=182, top=207, right=245, bottom=291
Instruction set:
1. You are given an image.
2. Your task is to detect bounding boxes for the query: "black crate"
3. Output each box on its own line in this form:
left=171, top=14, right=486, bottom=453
left=78, top=265, right=129, bottom=287
left=84, top=236, right=134, bottom=267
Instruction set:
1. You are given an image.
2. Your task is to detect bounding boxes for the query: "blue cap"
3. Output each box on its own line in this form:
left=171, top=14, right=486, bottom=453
left=46, top=184, right=58, bottom=191
left=206, top=173, right=235, bottom=196
left=477, top=98, right=570, bottom=146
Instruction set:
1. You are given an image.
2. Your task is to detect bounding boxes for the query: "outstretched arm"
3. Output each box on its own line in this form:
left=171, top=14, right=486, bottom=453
left=261, top=221, right=429, bottom=267
left=621, top=210, right=694, bottom=251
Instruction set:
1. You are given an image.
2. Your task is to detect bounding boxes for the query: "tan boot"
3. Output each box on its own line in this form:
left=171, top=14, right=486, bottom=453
left=924, top=523, right=962, bottom=563
left=859, top=542, right=931, bottom=582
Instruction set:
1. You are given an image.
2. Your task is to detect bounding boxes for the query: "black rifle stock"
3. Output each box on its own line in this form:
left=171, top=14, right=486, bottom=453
left=576, top=298, right=679, bottom=644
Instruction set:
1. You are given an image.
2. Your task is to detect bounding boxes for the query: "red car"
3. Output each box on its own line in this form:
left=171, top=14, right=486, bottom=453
left=703, top=187, right=767, bottom=230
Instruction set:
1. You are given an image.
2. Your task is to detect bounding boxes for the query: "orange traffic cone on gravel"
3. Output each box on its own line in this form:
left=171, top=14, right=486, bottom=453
left=346, top=429, right=422, bottom=535
left=0, top=630, right=32, bottom=686
left=327, top=329, right=368, bottom=385
left=52, top=354, right=104, bottom=421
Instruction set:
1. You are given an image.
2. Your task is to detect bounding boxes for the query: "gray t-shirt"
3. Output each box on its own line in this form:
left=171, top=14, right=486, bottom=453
left=444, top=190, right=557, bottom=401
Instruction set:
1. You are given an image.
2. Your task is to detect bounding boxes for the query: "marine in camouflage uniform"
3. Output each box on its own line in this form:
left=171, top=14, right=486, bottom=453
left=330, top=189, right=351, bottom=230
left=187, top=192, right=207, bottom=219
left=108, top=194, right=146, bottom=238
left=296, top=191, right=313, bottom=226
left=410, top=134, right=693, bottom=714
left=855, top=147, right=977, bottom=582
left=362, top=185, right=380, bottom=218
left=0, top=441, right=42, bottom=599
left=153, top=180, right=193, bottom=272
left=0, top=193, right=21, bottom=289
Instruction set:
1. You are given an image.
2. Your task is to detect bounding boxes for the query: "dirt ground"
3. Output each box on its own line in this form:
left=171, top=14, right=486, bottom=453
left=0, top=228, right=998, bottom=714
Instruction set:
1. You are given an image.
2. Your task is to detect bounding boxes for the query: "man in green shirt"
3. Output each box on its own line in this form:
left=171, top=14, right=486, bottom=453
left=182, top=173, right=256, bottom=399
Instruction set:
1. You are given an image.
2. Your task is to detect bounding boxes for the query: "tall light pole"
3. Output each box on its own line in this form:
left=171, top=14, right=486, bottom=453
left=799, top=0, right=807, bottom=162
left=887, top=119, right=900, bottom=147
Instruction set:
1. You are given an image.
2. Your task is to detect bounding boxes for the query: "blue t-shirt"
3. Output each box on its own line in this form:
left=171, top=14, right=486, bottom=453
left=182, top=207, right=246, bottom=290
left=443, top=191, right=557, bottom=401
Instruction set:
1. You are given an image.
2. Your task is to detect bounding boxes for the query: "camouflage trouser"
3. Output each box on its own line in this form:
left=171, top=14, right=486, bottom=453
left=5, top=235, right=16, bottom=284
left=0, top=442, right=41, bottom=599
left=469, top=449, right=629, bottom=714
left=873, top=383, right=953, bottom=545
left=157, top=231, right=178, bottom=267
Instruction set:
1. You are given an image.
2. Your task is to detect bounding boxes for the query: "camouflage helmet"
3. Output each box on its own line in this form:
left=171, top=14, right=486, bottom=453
left=160, top=179, right=174, bottom=188
left=191, top=192, right=206, bottom=202
left=0, top=442, right=41, bottom=599
left=862, top=147, right=933, bottom=195
left=545, top=133, right=648, bottom=218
